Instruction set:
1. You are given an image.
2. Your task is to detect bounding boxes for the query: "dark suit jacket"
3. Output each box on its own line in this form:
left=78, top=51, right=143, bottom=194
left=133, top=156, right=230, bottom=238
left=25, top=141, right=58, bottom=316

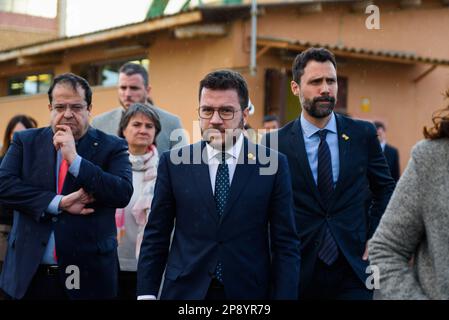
left=0, top=156, right=13, bottom=226
left=137, top=139, right=300, bottom=299
left=263, top=114, right=395, bottom=296
left=383, top=144, right=400, bottom=182
left=0, top=127, right=133, bottom=299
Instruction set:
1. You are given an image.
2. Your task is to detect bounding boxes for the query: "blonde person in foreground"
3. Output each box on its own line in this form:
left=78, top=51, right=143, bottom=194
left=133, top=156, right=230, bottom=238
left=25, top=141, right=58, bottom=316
left=368, top=90, right=449, bottom=300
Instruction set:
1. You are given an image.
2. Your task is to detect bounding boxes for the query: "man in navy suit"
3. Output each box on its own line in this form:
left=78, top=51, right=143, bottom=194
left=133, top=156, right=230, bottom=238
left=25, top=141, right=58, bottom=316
left=374, top=121, right=400, bottom=182
left=137, top=70, right=300, bottom=300
left=0, top=73, right=133, bottom=299
left=263, top=48, right=395, bottom=299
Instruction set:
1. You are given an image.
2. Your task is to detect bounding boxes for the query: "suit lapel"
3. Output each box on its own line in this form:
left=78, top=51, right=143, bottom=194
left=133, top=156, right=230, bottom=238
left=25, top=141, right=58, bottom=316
left=77, top=127, right=100, bottom=161
left=61, top=127, right=100, bottom=194
left=290, top=119, right=325, bottom=210
left=36, top=127, right=57, bottom=190
left=191, top=141, right=220, bottom=224
left=329, top=114, right=351, bottom=207
left=220, top=138, right=257, bottom=224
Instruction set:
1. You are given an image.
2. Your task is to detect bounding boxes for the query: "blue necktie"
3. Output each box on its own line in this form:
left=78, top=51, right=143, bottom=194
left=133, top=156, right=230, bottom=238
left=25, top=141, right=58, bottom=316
left=213, top=152, right=230, bottom=282
left=316, top=130, right=339, bottom=265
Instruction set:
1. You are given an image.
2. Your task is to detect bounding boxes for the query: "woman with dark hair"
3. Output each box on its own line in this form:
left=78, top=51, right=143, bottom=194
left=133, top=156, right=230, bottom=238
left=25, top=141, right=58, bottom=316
left=1, top=114, right=38, bottom=275
left=369, top=90, right=449, bottom=299
left=115, top=103, right=161, bottom=299
left=0, top=114, right=38, bottom=162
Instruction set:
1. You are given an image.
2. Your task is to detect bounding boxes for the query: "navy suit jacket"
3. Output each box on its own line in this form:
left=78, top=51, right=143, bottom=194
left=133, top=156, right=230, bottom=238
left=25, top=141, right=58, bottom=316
left=137, top=138, right=300, bottom=300
left=263, top=114, right=395, bottom=295
left=383, top=144, right=400, bottom=182
left=0, top=126, right=133, bottom=299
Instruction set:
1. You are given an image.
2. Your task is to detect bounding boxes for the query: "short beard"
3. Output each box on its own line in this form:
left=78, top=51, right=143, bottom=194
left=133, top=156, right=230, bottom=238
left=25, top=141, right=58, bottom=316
left=202, top=117, right=244, bottom=151
left=301, top=95, right=336, bottom=119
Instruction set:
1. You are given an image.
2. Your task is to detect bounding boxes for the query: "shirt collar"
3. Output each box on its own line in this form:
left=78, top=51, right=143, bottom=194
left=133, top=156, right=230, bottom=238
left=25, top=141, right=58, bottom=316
left=300, top=111, right=337, bottom=138
left=206, top=133, right=244, bottom=162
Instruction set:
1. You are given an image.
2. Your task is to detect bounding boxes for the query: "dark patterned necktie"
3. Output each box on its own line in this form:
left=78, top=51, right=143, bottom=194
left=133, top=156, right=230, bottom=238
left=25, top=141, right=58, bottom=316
left=213, top=152, right=230, bottom=282
left=316, top=129, right=339, bottom=265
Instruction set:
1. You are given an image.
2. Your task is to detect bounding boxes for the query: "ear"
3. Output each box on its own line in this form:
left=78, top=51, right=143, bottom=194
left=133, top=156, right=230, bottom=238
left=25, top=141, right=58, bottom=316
left=48, top=104, right=52, bottom=112
left=146, top=85, right=152, bottom=97
left=291, top=80, right=300, bottom=97
left=87, top=104, right=92, bottom=114
left=243, top=107, right=249, bottom=124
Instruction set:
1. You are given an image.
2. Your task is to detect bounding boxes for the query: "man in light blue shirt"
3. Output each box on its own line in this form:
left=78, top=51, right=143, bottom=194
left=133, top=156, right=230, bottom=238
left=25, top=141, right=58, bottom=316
left=300, top=111, right=339, bottom=188
left=263, top=47, right=395, bottom=300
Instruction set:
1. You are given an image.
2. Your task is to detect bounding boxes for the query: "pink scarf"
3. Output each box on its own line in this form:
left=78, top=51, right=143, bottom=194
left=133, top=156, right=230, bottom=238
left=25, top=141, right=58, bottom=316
left=115, top=145, right=159, bottom=258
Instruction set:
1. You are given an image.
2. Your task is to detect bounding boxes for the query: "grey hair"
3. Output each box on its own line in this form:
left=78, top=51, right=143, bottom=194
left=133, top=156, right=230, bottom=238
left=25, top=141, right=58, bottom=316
left=118, top=103, right=161, bottom=145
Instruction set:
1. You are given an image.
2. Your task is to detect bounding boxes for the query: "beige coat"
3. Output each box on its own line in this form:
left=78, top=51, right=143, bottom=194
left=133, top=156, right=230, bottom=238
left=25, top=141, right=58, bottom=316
left=369, top=139, right=449, bottom=299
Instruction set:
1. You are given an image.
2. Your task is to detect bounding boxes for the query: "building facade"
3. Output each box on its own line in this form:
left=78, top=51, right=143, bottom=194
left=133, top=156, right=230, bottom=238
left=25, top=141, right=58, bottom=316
left=0, top=0, right=448, bottom=172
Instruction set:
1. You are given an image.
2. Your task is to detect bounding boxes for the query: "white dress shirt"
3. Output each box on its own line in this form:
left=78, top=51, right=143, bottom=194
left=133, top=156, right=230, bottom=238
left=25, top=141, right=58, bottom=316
left=137, top=134, right=244, bottom=300
left=206, top=133, right=243, bottom=192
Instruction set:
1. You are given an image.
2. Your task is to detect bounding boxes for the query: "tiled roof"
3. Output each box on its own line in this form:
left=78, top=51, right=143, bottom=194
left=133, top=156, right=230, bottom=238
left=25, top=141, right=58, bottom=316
left=257, top=36, right=449, bottom=66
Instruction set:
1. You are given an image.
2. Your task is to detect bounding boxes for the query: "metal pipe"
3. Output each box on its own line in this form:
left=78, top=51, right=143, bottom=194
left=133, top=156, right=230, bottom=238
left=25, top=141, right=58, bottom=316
left=250, top=0, right=257, bottom=76
left=57, top=0, right=67, bottom=37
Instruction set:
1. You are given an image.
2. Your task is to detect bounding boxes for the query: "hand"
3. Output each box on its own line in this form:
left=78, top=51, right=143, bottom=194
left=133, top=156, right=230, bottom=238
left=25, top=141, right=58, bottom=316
left=60, top=188, right=95, bottom=215
left=362, top=243, right=369, bottom=261
left=53, top=125, right=77, bottom=164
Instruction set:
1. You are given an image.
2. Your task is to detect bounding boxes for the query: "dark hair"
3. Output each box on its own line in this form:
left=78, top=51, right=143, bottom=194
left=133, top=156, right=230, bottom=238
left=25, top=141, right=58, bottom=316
left=199, top=70, right=249, bottom=110
left=292, top=47, right=337, bottom=84
left=48, top=73, right=92, bottom=106
left=263, top=114, right=279, bottom=123
left=423, top=90, right=449, bottom=140
left=1, top=114, right=38, bottom=157
left=119, top=62, right=149, bottom=87
left=373, top=121, right=386, bottom=131
left=118, top=103, right=161, bottom=146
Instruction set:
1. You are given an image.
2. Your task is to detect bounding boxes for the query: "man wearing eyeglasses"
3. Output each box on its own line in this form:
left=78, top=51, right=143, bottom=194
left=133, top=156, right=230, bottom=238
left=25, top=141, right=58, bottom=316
left=0, top=73, right=133, bottom=300
left=137, top=70, right=300, bottom=300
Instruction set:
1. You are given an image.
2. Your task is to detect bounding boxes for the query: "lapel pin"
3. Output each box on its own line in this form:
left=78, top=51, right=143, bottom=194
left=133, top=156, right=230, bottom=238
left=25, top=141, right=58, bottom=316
left=248, top=152, right=255, bottom=160
left=94, top=142, right=98, bottom=146
left=342, top=134, right=349, bottom=141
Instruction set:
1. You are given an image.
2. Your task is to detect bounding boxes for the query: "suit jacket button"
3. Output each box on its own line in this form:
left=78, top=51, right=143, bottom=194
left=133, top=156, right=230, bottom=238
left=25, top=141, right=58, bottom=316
left=326, top=215, right=330, bottom=219
left=218, top=241, right=223, bottom=245
left=52, top=217, right=58, bottom=222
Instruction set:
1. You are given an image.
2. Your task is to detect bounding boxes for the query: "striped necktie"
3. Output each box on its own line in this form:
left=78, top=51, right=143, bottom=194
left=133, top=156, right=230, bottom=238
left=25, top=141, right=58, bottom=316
left=316, top=130, right=339, bottom=265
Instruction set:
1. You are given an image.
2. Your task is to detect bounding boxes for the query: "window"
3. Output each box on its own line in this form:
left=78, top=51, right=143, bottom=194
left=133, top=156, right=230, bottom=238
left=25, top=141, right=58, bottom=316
left=335, top=77, right=348, bottom=113
left=75, top=58, right=149, bottom=87
left=264, top=69, right=348, bottom=124
left=8, top=73, right=53, bottom=96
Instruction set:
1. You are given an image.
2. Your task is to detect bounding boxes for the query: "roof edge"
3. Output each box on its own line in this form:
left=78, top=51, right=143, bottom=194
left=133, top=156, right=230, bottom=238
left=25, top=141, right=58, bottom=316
left=0, top=10, right=203, bottom=63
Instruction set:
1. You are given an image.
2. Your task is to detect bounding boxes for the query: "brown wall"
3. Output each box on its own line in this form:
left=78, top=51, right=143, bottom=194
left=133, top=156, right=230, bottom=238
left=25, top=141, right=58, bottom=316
left=0, top=29, right=58, bottom=51
left=0, top=11, right=58, bottom=51
left=258, top=1, right=449, bottom=60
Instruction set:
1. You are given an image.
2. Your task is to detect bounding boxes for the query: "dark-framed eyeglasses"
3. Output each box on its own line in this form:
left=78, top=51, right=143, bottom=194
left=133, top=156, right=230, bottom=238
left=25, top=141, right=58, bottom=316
left=198, top=107, right=241, bottom=120
left=51, top=103, right=88, bottom=114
